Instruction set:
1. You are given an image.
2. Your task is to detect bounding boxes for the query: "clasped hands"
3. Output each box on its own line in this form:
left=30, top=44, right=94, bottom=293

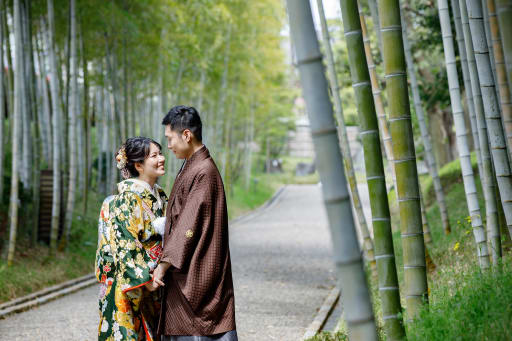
left=145, top=262, right=171, bottom=292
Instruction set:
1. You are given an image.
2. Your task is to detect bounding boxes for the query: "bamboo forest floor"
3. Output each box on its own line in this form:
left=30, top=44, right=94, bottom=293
left=309, top=154, right=512, bottom=341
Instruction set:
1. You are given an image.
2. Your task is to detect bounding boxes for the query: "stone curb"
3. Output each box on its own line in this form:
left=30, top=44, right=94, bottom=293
left=302, top=286, right=341, bottom=340
left=0, top=274, right=96, bottom=319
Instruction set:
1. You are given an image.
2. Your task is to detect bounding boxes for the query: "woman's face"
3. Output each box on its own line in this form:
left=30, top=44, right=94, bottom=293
left=136, top=143, right=165, bottom=179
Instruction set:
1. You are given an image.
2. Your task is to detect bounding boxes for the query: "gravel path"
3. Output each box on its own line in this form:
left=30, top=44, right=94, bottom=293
left=0, top=184, right=335, bottom=341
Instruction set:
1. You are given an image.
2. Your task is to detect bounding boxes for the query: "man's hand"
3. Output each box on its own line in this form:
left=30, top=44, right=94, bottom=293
left=145, top=280, right=160, bottom=292
left=153, top=262, right=171, bottom=287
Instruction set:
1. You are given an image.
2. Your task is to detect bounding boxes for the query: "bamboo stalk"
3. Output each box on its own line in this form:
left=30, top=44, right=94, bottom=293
left=451, top=0, right=484, bottom=178
left=459, top=0, right=500, bottom=264
left=487, top=0, right=512, bottom=163
left=495, top=0, right=512, bottom=100
left=6, top=0, right=23, bottom=266
left=377, top=0, right=429, bottom=320
left=316, top=0, right=376, bottom=271
left=287, top=1, right=378, bottom=339
left=401, top=9, right=451, bottom=234
left=465, top=0, right=512, bottom=240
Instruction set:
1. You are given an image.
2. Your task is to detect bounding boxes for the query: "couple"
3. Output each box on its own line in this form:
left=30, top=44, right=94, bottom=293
left=95, top=106, right=237, bottom=341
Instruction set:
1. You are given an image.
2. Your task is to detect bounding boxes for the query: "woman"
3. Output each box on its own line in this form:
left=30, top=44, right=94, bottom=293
left=95, top=137, right=168, bottom=341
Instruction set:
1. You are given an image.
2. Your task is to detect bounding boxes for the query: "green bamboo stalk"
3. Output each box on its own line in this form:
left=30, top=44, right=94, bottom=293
left=401, top=9, right=451, bottom=234
left=286, top=1, right=377, bottom=339
left=316, top=0, right=376, bottom=271
left=465, top=0, right=512, bottom=240
left=419, top=193, right=433, bottom=244
left=487, top=0, right=512, bottom=163
left=451, top=0, right=484, bottom=178
left=338, top=0, right=405, bottom=338
left=459, top=0, right=498, bottom=265
left=378, top=0, right=429, bottom=320
left=360, top=2, right=396, bottom=185
left=495, top=0, right=512, bottom=99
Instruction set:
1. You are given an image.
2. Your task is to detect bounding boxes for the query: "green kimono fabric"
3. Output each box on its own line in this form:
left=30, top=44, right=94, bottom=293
left=95, top=179, right=167, bottom=341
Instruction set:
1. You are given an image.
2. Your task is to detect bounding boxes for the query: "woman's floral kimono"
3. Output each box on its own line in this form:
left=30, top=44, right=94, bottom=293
left=95, top=179, right=167, bottom=341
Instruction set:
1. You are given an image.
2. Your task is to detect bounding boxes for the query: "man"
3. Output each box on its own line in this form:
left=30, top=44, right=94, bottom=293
left=153, top=105, right=237, bottom=341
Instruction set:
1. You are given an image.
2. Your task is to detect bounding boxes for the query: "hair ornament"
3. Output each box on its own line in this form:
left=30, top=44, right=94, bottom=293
left=116, top=147, right=128, bottom=170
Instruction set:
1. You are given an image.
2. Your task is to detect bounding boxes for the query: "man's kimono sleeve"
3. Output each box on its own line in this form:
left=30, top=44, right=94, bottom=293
left=160, top=173, right=214, bottom=271
left=111, top=192, right=154, bottom=293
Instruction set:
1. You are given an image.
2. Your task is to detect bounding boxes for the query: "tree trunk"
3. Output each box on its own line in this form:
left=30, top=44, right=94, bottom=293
left=64, top=0, right=78, bottom=247
left=0, top=1, right=5, bottom=205
left=20, top=0, right=31, bottom=191
left=45, top=0, right=62, bottom=255
left=402, top=9, right=451, bottom=234
left=23, top=0, right=41, bottom=246
left=465, top=0, right=512, bottom=240
left=336, top=0, right=404, bottom=337
left=487, top=0, right=512, bottom=163
left=6, top=0, right=23, bottom=266
left=378, top=0, right=429, bottom=320
left=459, top=0, right=501, bottom=263
left=287, top=2, right=378, bottom=339
left=438, top=0, right=490, bottom=269
left=363, top=1, right=396, bottom=183
left=495, top=0, right=512, bottom=100
left=78, top=13, right=89, bottom=214
left=483, top=0, right=498, bottom=92
left=451, top=0, right=484, bottom=178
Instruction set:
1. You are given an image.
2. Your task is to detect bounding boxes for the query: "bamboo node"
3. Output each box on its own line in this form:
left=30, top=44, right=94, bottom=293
left=352, top=81, right=371, bottom=88
left=384, top=72, right=406, bottom=79
left=388, top=116, right=411, bottom=122
left=380, top=25, right=402, bottom=32
left=295, top=54, right=323, bottom=67
left=311, top=127, right=337, bottom=137
left=401, top=232, right=423, bottom=237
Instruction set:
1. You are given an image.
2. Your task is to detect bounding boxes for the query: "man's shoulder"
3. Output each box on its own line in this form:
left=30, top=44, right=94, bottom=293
left=193, top=157, right=220, bottom=178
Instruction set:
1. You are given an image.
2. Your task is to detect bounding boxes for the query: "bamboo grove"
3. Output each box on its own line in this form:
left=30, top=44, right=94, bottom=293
left=1, top=0, right=293, bottom=265
left=288, top=0, right=512, bottom=339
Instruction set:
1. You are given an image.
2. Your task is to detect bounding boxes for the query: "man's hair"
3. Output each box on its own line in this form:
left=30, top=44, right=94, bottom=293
left=162, top=105, right=202, bottom=142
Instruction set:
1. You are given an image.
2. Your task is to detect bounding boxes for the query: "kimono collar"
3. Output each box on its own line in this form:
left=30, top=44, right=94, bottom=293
left=117, top=179, right=163, bottom=198
left=186, top=145, right=209, bottom=165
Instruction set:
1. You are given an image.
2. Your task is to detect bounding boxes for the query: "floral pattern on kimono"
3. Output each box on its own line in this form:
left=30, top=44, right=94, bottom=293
left=95, top=180, right=167, bottom=341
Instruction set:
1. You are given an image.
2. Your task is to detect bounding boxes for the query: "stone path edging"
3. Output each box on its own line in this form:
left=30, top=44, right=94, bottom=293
left=302, top=287, right=340, bottom=340
left=0, top=275, right=96, bottom=319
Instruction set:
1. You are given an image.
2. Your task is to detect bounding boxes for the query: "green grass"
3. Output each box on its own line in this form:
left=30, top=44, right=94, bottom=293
left=312, top=154, right=512, bottom=340
left=0, top=192, right=100, bottom=303
left=0, top=155, right=319, bottom=303
left=227, top=156, right=318, bottom=218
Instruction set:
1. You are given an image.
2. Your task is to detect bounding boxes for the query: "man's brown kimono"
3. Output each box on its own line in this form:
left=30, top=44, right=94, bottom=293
left=158, top=146, right=236, bottom=337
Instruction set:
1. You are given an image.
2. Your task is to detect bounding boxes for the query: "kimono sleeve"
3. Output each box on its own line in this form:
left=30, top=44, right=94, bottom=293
left=110, top=192, right=154, bottom=293
left=95, top=196, right=115, bottom=284
left=160, top=172, right=214, bottom=271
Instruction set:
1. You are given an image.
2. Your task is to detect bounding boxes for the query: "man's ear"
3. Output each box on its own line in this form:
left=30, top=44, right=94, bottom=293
left=183, top=129, right=193, bottom=143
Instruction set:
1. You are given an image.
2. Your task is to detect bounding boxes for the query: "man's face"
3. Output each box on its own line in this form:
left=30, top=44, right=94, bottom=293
left=165, top=125, right=193, bottom=159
